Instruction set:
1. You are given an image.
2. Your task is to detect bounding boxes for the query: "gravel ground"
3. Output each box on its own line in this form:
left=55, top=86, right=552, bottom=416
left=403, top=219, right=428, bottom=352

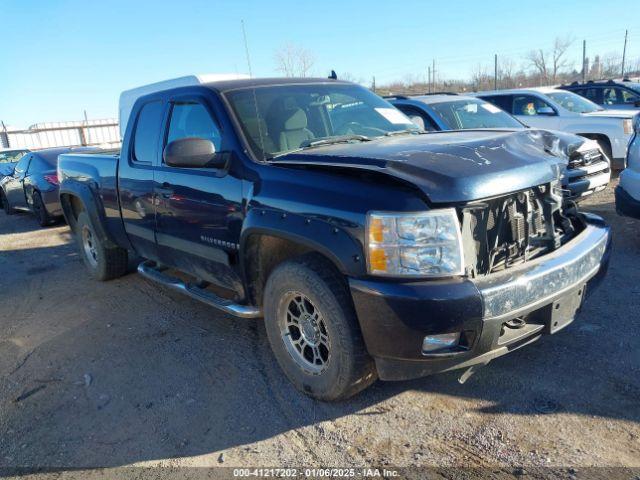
left=0, top=180, right=638, bottom=478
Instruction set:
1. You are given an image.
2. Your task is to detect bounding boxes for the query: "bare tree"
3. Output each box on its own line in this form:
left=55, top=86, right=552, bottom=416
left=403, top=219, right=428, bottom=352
left=470, top=63, right=491, bottom=91
left=601, top=52, right=622, bottom=77
left=338, top=72, right=364, bottom=84
left=550, top=36, right=574, bottom=83
left=498, top=57, right=517, bottom=88
left=526, top=48, right=549, bottom=84
left=527, top=37, right=573, bottom=85
left=274, top=43, right=316, bottom=77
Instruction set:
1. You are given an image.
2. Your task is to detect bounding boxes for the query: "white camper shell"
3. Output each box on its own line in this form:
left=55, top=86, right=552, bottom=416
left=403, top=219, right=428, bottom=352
left=118, top=73, right=250, bottom=137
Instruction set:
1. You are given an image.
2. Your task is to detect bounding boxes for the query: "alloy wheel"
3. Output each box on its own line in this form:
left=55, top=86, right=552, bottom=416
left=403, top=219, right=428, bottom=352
left=280, top=291, right=331, bottom=374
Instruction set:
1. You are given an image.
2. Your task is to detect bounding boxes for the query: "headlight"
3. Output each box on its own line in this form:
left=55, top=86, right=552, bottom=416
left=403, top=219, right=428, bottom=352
left=623, top=119, right=633, bottom=135
left=366, top=209, right=464, bottom=277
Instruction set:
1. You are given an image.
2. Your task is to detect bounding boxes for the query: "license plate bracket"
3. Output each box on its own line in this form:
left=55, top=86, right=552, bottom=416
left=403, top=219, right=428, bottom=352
left=546, top=284, right=586, bottom=334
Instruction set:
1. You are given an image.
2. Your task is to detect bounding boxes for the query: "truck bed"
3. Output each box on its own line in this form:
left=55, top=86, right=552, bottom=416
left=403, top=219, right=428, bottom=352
left=57, top=150, right=128, bottom=247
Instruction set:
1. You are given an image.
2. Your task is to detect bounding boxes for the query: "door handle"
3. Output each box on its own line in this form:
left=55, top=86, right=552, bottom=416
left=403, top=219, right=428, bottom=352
left=154, top=186, right=173, bottom=198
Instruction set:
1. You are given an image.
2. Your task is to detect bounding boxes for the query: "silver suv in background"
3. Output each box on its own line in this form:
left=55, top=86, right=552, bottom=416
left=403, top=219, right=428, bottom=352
left=388, top=93, right=610, bottom=201
left=616, top=115, right=640, bottom=218
left=474, top=87, right=637, bottom=169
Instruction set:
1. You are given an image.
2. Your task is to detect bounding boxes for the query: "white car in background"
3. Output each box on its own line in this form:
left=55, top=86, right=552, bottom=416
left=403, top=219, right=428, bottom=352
left=474, top=87, right=637, bottom=169
left=616, top=115, right=640, bottom=219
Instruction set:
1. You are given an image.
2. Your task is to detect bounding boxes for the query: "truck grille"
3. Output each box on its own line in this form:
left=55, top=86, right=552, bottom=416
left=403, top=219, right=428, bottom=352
left=568, top=148, right=603, bottom=168
left=461, top=187, right=559, bottom=276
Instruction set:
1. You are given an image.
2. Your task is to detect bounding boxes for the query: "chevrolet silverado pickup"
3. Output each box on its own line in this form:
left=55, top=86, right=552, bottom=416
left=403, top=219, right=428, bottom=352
left=57, top=77, right=611, bottom=401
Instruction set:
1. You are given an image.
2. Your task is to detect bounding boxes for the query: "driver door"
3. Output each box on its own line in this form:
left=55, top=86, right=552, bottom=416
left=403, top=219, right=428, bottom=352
left=154, top=93, right=245, bottom=294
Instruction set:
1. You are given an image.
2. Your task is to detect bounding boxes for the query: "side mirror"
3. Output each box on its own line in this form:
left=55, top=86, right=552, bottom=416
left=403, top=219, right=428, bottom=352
left=537, top=106, right=556, bottom=116
left=163, top=137, right=224, bottom=168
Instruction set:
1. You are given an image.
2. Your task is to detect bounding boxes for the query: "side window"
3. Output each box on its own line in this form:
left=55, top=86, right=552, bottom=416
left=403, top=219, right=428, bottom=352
left=133, top=101, right=164, bottom=163
left=166, top=102, right=222, bottom=151
left=621, top=88, right=640, bottom=104
left=512, top=95, right=553, bottom=116
left=395, top=106, right=438, bottom=131
left=601, top=87, right=638, bottom=105
left=480, top=95, right=513, bottom=113
left=603, top=88, right=619, bottom=105
left=583, top=88, right=600, bottom=103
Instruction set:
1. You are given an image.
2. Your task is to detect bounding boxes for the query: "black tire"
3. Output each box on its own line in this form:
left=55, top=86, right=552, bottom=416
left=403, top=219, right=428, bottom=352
left=75, top=211, right=128, bottom=281
left=32, top=191, right=52, bottom=227
left=263, top=254, right=377, bottom=401
left=1, top=190, right=15, bottom=215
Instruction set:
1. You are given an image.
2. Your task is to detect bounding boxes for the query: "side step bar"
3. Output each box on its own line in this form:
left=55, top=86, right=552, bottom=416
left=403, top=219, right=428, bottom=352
left=137, top=260, right=262, bottom=319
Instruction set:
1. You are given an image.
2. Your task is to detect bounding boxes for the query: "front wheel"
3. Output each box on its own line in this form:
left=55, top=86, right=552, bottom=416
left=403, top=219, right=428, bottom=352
left=263, top=254, right=377, bottom=401
left=75, top=211, right=128, bottom=281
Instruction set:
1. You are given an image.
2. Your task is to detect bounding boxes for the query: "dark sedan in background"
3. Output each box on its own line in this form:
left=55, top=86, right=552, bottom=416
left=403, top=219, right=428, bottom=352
left=387, top=93, right=611, bottom=201
left=0, top=148, right=30, bottom=179
left=0, top=147, right=95, bottom=226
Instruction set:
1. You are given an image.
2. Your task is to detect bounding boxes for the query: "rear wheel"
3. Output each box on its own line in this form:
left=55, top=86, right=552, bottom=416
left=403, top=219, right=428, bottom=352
left=75, top=211, right=128, bottom=281
left=263, top=254, right=377, bottom=401
left=1, top=190, right=15, bottom=215
left=32, top=191, right=52, bottom=227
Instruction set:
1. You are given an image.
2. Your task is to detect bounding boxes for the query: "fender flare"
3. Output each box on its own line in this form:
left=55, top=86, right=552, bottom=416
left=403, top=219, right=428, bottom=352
left=58, top=180, right=121, bottom=249
left=239, top=208, right=366, bottom=279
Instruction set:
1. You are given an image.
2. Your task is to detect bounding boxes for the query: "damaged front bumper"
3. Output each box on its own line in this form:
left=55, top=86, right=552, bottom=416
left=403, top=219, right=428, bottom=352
left=349, top=215, right=611, bottom=381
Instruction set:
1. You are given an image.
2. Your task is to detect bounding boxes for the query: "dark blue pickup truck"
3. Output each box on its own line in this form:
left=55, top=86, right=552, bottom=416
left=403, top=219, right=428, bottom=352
left=58, top=77, right=611, bottom=400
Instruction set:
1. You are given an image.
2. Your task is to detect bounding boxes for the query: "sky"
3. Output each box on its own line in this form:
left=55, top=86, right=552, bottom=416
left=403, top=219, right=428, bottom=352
left=1, top=0, right=639, bottom=128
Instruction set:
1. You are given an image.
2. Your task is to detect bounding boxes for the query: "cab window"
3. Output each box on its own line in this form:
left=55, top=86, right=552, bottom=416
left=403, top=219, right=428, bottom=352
left=512, top=95, right=553, bottom=116
left=133, top=101, right=164, bottom=163
left=166, top=102, right=222, bottom=151
left=395, top=106, right=438, bottom=131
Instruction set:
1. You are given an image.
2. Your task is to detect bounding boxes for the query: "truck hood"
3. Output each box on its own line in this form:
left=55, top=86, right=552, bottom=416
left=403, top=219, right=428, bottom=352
left=583, top=109, right=636, bottom=119
left=274, top=129, right=572, bottom=203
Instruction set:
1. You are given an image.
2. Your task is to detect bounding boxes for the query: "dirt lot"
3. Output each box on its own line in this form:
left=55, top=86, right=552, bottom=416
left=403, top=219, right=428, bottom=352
left=0, top=180, right=639, bottom=477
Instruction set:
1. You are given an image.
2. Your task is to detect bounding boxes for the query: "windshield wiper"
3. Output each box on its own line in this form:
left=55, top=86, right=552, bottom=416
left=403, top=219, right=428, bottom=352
left=266, top=135, right=371, bottom=160
left=384, top=129, right=426, bottom=137
left=301, top=134, right=371, bottom=148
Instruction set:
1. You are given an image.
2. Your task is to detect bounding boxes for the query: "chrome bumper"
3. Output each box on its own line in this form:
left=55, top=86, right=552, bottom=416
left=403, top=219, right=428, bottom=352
left=474, top=223, right=610, bottom=320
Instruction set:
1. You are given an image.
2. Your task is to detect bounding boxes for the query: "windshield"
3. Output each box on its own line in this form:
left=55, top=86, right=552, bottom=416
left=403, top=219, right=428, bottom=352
left=225, top=83, right=419, bottom=159
left=0, top=150, right=28, bottom=164
left=428, top=99, right=523, bottom=130
left=546, top=91, right=602, bottom=113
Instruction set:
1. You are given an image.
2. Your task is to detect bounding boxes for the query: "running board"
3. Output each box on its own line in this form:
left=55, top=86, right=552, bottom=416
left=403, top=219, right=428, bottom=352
left=137, top=260, right=262, bottom=319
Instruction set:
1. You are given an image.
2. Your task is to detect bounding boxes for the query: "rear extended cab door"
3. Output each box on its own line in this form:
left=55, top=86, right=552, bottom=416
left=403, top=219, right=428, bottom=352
left=153, top=87, right=246, bottom=295
left=118, top=96, right=168, bottom=261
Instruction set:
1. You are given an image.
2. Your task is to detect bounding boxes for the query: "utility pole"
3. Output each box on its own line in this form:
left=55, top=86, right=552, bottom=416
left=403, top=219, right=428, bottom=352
left=494, top=54, right=498, bottom=90
left=432, top=59, right=436, bottom=92
left=372, top=76, right=376, bottom=93
left=582, top=40, right=587, bottom=83
left=428, top=67, right=431, bottom=93
left=621, top=29, right=628, bottom=78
